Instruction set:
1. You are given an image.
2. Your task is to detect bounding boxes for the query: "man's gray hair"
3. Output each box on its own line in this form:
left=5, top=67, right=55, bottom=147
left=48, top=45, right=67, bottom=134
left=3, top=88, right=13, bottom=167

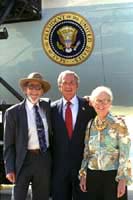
left=57, top=70, right=80, bottom=86
left=90, top=86, right=113, bottom=101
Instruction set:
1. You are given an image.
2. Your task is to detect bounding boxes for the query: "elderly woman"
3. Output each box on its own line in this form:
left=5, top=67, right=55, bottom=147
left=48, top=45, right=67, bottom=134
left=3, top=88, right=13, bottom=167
left=79, top=86, right=132, bottom=200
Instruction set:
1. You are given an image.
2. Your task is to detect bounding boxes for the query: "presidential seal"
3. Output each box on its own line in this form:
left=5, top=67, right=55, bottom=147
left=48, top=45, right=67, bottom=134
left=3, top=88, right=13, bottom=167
left=42, top=12, right=94, bottom=66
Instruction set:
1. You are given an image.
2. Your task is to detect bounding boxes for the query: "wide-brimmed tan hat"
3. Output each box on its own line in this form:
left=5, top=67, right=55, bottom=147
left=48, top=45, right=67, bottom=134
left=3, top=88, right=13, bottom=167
left=19, top=72, right=51, bottom=93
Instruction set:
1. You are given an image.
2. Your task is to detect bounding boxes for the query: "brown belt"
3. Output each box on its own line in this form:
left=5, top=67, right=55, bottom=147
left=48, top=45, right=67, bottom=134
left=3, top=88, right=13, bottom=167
left=28, top=149, right=41, bottom=154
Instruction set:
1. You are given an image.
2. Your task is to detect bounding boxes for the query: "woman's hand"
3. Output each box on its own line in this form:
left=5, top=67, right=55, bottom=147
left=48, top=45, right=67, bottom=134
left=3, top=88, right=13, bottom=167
left=79, top=176, right=87, bottom=192
left=117, top=179, right=126, bottom=198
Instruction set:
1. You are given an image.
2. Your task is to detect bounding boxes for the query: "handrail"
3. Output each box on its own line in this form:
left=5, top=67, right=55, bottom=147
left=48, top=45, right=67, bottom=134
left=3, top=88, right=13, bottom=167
left=0, top=77, right=23, bottom=101
left=0, top=0, right=15, bottom=25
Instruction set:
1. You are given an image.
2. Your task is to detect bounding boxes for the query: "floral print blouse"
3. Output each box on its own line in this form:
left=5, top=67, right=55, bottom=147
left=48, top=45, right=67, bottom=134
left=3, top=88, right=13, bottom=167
left=79, top=113, right=132, bottom=185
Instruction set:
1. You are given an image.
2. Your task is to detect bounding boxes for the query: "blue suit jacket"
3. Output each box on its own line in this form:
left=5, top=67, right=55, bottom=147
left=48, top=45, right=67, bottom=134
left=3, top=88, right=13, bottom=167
left=51, top=97, right=96, bottom=177
left=3, top=98, right=52, bottom=178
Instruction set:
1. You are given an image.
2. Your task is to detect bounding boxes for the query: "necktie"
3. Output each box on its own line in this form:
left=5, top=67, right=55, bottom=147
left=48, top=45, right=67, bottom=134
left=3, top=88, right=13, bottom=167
left=34, top=105, right=47, bottom=152
left=65, top=101, right=73, bottom=139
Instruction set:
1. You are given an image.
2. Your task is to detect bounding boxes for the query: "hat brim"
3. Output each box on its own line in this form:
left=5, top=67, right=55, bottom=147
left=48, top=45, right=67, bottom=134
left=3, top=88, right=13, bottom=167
left=19, top=78, right=51, bottom=94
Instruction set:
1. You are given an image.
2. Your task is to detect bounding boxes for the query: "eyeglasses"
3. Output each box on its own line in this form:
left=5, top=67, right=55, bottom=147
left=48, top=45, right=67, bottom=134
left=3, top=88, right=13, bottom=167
left=27, top=84, right=42, bottom=90
left=95, top=99, right=111, bottom=105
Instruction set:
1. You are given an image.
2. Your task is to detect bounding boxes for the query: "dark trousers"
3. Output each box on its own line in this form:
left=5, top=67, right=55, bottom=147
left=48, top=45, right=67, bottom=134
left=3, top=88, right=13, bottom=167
left=86, top=169, right=127, bottom=200
left=13, top=150, right=51, bottom=200
left=52, top=169, right=88, bottom=200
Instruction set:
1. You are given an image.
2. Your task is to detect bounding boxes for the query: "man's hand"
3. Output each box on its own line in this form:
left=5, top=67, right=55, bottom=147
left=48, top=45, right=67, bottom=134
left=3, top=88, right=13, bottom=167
left=83, top=96, right=92, bottom=106
left=6, top=172, right=16, bottom=183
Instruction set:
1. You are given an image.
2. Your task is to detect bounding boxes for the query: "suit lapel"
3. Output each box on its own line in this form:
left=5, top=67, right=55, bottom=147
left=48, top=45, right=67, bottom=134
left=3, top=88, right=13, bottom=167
left=39, top=100, right=52, bottom=142
left=57, top=99, right=68, bottom=133
left=19, top=100, right=28, bottom=143
left=39, top=100, right=48, bottom=119
left=73, top=97, right=86, bottom=134
left=39, top=100, right=51, bottom=131
left=57, top=99, right=64, bottom=121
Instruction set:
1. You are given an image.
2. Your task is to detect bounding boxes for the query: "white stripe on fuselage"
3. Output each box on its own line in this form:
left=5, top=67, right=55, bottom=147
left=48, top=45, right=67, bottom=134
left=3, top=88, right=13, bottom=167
left=42, top=0, right=133, bottom=9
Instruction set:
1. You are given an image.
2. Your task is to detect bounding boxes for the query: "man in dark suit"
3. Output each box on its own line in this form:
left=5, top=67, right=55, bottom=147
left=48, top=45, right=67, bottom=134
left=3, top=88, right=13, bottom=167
left=51, top=70, right=96, bottom=200
left=3, top=72, right=52, bottom=200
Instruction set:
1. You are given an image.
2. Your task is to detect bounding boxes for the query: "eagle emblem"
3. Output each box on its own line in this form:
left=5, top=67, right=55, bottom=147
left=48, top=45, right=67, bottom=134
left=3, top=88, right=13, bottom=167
left=57, top=26, right=80, bottom=53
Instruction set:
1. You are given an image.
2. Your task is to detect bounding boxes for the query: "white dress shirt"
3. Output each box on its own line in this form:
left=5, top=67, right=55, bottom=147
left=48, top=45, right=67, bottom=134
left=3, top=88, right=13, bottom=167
left=25, top=99, right=49, bottom=149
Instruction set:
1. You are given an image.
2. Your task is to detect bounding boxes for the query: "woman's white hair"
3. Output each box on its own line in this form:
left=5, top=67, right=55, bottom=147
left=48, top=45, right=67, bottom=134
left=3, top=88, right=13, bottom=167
left=90, top=86, right=113, bottom=101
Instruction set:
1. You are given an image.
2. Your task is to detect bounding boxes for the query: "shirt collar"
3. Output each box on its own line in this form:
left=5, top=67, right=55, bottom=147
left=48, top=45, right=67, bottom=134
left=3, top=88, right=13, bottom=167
left=62, top=95, right=78, bottom=107
left=26, top=98, right=39, bottom=110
